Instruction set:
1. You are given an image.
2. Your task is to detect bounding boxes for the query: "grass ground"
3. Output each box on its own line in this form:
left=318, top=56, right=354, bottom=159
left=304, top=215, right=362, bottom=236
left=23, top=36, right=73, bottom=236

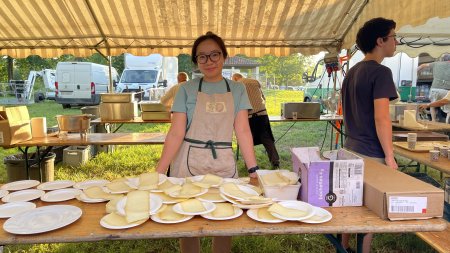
left=0, top=90, right=440, bottom=252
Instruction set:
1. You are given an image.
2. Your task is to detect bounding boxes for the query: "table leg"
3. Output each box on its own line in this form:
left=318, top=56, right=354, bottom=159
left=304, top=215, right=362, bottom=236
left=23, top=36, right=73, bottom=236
left=36, top=146, right=42, bottom=182
left=24, top=147, right=30, bottom=179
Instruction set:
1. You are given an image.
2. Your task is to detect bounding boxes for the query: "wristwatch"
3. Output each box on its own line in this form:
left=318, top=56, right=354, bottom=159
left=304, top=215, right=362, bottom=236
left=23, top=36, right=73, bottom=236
left=247, top=166, right=260, bottom=174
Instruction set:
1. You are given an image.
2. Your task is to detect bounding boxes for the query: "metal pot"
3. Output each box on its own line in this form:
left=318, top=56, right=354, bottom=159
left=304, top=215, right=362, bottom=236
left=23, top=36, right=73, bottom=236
left=56, top=114, right=91, bottom=132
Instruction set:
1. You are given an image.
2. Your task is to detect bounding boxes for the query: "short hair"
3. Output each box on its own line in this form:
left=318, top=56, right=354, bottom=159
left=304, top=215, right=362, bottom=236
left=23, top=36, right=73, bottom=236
left=356, top=17, right=396, bottom=54
left=177, top=72, right=189, bottom=82
left=439, top=53, right=450, bottom=61
left=191, top=31, right=228, bottom=65
left=232, top=73, right=243, bottom=81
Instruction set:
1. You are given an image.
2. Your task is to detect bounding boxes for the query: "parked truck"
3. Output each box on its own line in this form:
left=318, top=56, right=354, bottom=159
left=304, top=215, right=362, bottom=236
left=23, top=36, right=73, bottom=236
left=115, top=53, right=178, bottom=100
left=55, top=62, right=119, bottom=108
left=302, top=51, right=419, bottom=102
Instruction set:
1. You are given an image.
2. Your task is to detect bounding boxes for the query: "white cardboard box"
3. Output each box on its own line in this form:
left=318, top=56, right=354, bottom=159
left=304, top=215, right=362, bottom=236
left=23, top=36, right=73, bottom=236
left=256, top=169, right=301, bottom=201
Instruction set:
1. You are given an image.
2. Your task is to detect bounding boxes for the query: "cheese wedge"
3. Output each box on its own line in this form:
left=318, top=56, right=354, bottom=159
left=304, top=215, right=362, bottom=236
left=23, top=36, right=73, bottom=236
left=158, top=205, right=186, bottom=221
left=257, top=207, right=278, bottom=220
left=222, top=183, right=256, bottom=199
left=261, top=172, right=290, bottom=186
left=267, top=203, right=307, bottom=218
left=103, top=212, right=146, bottom=226
left=180, top=199, right=206, bottom=213
left=200, top=174, right=223, bottom=186
left=210, top=203, right=234, bottom=218
left=125, top=190, right=150, bottom=223
left=105, top=195, right=124, bottom=213
left=105, top=181, right=132, bottom=193
left=84, top=186, right=111, bottom=199
left=138, top=172, right=159, bottom=190
left=178, top=183, right=202, bottom=197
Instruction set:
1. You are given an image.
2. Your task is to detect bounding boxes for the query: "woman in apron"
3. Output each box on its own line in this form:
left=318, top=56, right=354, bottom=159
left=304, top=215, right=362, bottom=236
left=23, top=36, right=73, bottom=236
left=156, top=32, right=259, bottom=253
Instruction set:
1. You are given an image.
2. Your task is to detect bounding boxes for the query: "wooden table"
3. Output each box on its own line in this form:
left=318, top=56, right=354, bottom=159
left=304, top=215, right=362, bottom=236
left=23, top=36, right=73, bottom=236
left=392, top=120, right=450, bottom=132
left=416, top=222, right=450, bottom=253
left=394, top=144, right=450, bottom=175
left=392, top=131, right=449, bottom=142
left=0, top=200, right=446, bottom=247
left=91, top=117, right=171, bottom=133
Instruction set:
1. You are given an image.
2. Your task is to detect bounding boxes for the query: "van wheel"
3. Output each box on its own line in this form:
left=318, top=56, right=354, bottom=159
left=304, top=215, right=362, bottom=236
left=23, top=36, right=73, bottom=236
left=34, top=92, right=45, bottom=103
left=304, top=97, right=311, bottom=102
left=62, top=104, right=71, bottom=109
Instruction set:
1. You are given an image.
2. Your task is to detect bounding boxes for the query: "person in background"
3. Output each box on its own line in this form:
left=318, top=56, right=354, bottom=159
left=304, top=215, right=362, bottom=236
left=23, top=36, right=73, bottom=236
left=341, top=17, right=399, bottom=253
left=232, top=73, right=280, bottom=168
left=155, top=32, right=259, bottom=253
left=419, top=90, right=450, bottom=123
left=160, top=72, right=189, bottom=109
left=417, top=53, right=450, bottom=122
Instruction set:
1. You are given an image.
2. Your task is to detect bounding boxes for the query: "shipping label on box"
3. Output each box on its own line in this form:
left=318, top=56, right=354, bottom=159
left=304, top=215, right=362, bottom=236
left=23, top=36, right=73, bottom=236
left=291, top=147, right=364, bottom=207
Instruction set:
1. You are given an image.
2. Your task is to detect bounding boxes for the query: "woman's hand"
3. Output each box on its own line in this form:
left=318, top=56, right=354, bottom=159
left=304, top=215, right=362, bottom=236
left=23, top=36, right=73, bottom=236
left=249, top=172, right=257, bottom=178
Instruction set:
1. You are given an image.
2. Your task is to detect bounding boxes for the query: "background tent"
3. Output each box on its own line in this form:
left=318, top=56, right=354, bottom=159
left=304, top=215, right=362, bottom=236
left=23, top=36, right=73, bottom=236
left=0, top=0, right=448, bottom=58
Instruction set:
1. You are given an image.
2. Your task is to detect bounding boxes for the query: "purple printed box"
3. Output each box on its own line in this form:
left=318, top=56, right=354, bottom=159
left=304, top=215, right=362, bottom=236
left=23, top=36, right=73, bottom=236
left=291, top=147, right=364, bottom=207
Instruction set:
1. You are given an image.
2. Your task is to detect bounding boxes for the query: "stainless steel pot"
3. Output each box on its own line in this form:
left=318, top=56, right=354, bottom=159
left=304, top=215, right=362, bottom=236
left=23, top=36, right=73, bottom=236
left=56, top=115, right=91, bottom=132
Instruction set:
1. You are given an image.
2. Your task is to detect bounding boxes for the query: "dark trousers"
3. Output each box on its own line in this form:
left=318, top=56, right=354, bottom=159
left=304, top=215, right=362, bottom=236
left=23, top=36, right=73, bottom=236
left=249, top=114, right=280, bottom=167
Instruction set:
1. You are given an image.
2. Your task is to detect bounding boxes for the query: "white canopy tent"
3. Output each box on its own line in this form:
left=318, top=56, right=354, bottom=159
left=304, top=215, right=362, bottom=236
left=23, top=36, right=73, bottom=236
left=0, top=0, right=448, bottom=58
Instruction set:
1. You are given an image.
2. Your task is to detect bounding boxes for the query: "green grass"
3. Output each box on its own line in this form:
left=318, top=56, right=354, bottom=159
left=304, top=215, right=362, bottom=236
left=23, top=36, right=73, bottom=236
left=0, top=91, right=438, bottom=253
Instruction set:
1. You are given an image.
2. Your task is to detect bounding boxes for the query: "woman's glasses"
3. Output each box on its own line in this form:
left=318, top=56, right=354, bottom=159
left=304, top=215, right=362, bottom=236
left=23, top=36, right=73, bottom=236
left=196, top=52, right=222, bottom=64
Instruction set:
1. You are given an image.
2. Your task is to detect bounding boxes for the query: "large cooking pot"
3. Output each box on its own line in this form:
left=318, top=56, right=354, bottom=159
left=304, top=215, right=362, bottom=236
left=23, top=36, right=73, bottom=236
left=56, top=114, right=91, bottom=132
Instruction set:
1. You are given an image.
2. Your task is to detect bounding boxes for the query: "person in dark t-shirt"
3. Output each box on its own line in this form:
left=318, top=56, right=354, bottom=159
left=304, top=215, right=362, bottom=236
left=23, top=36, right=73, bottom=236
left=341, top=17, right=399, bottom=253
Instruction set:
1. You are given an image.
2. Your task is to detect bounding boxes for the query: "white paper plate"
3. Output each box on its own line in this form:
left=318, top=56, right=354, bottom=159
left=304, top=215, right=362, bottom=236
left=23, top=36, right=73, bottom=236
left=188, top=175, right=224, bottom=187
left=0, top=189, right=9, bottom=198
left=246, top=208, right=285, bottom=223
left=200, top=206, right=243, bottom=220
left=0, top=202, right=36, bottom=218
left=41, top=188, right=83, bottom=202
left=172, top=201, right=216, bottom=216
left=1, top=180, right=40, bottom=191
left=269, top=201, right=315, bottom=221
left=100, top=214, right=148, bottom=229
left=168, top=187, right=208, bottom=199
left=1, top=189, right=45, bottom=202
left=150, top=177, right=185, bottom=193
left=196, top=193, right=226, bottom=203
left=220, top=193, right=271, bottom=209
left=151, top=213, right=194, bottom=224
left=73, top=179, right=110, bottom=190
left=102, top=185, right=132, bottom=194
left=116, top=193, right=163, bottom=216
left=3, top=205, right=82, bottom=234
left=37, top=180, right=75, bottom=191
left=75, top=192, right=109, bottom=203
left=219, top=184, right=259, bottom=201
left=126, top=174, right=168, bottom=189
left=300, top=206, right=333, bottom=224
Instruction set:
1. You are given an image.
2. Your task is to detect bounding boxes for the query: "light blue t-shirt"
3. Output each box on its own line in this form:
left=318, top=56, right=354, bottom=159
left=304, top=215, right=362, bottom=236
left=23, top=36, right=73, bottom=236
left=171, top=77, right=252, bottom=128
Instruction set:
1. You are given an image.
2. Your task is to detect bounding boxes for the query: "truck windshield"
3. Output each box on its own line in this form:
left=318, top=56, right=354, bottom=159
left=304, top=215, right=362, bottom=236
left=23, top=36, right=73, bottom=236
left=121, top=70, right=158, bottom=83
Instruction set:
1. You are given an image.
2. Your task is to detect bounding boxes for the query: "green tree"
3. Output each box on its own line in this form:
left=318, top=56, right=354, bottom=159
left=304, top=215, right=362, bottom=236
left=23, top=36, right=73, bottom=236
left=257, top=54, right=313, bottom=87
left=177, top=54, right=194, bottom=77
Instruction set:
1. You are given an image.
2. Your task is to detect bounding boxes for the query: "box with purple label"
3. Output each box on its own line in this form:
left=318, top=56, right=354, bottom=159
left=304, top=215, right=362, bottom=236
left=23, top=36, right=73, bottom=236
left=291, top=147, right=364, bottom=207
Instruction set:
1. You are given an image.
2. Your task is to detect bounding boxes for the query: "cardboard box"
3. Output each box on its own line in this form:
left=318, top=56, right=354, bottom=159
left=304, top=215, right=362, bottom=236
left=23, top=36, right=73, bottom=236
left=291, top=147, right=364, bottom=207
left=63, top=146, right=91, bottom=166
left=281, top=102, right=320, bottom=119
left=256, top=169, right=301, bottom=201
left=0, top=106, right=32, bottom=146
left=363, top=158, right=444, bottom=220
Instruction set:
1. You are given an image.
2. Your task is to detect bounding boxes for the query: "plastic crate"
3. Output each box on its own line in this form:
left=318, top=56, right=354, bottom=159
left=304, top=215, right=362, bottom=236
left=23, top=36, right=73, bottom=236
left=63, top=146, right=90, bottom=167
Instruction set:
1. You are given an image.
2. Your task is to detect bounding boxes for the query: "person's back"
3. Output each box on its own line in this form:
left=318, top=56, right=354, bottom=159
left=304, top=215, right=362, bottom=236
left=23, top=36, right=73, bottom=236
left=240, top=78, right=267, bottom=114
left=342, top=61, right=397, bottom=157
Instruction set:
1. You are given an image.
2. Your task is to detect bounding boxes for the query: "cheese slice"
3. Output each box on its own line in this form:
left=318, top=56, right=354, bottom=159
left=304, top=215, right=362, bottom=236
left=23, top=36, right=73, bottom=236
left=199, top=188, right=224, bottom=202
left=210, top=203, right=235, bottom=218
left=105, top=181, right=132, bottom=193
left=257, top=207, right=278, bottom=220
left=238, top=196, right=272, bottom=205
left=138, top=172, right=159, bottom=190
left=180, top=199, right=206, bottom=213
left=158, top=205, right=186, bottom=221
left=222, top=183, right=256, bottom=199
left=112, top=177, right=128, bottom=183
left=125, top=190, right=150, bottom=223
left=103, top=212, right=147, bottom=226
left=200, top=174, right=223, bottom=186
left=267, top=203, right=307, bottom=218
left=152, top=192, right=187, bottom=203
left=84, top=186, right=111, bottom=199
left=158, top=179, right=175, bottom=191
left=192, top=182, right=211, bottom=189
left=178, top=183, right=202, bottom=197
left=105, top=195, right=125, bottom=213
left=163, top=185, right=182, bottom=195
left=261, top=172, right=290, bottom=186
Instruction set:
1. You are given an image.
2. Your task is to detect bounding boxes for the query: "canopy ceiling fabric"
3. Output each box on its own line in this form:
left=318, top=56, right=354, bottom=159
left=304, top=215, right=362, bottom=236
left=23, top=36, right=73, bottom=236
left=0, top=0, right=448, bottom=58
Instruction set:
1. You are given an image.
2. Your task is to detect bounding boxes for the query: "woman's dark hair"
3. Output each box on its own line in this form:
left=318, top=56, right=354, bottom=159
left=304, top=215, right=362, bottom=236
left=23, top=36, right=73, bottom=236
left=191, top=31, right=228, bottom=65
left=356, top=17, right=396, bottom=54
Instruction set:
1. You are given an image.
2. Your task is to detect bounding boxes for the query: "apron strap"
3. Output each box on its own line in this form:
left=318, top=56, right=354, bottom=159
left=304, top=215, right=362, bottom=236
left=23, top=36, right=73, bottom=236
left=249, top=109, right=267, bottom=118
left=198, top=77, right=231, bottom=92
left=184, top=137, right=232, bottom=159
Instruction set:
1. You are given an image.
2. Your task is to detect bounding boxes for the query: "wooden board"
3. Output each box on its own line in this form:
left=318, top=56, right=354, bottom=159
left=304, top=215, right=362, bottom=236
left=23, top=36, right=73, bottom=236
left=393, top=141, right=449, bottom=152
left=416, top=222, right=450, bottom=253
left=394, top=146, right=450, bottom=175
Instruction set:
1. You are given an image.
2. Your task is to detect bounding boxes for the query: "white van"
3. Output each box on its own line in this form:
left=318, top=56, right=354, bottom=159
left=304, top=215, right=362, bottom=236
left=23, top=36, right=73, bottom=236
left=55, top=62, right=119, bottom=108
